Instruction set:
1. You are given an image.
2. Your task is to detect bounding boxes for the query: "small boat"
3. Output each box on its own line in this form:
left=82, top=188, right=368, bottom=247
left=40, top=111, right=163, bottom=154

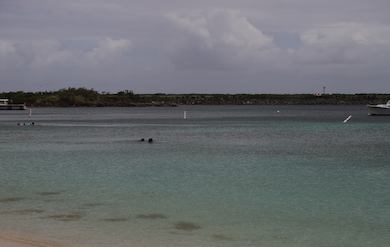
left=0, top=99, right=27, bottom=110
left=367, top=100, right=390, bottom=116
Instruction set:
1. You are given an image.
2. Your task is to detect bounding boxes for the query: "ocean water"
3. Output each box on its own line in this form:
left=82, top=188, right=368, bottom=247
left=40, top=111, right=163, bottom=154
left=0, top=105, right=389, bottom=247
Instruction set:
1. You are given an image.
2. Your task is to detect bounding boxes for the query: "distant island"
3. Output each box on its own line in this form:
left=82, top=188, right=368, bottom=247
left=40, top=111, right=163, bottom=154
left=1, top=88, right=389, bottom=107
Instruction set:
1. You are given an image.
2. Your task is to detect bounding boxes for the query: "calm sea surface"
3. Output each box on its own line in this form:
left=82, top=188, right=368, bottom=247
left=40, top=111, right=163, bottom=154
left=0, top=106, right=389, bottom=247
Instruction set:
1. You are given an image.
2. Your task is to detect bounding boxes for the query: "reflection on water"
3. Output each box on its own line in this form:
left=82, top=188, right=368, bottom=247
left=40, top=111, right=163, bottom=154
left=136, top=213, right=168, bottom=220
left=211, top=234, right=235, bottom=241
left=101, top=217, right=129, bottom=222
left=1, top=209, right=44, bottom=215
left=37, top=191, right=64, bottom=196
left=0, top=197, right=26, bottom=203
left=45, top=213, right=83, bottom=222
left=174, top=222, right=202, bottom=231
left=81, top=202, right=104, bottom=208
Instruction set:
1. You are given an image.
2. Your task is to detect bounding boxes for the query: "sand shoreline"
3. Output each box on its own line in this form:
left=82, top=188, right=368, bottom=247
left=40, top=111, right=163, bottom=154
left=0, top=233, right=67, bottom=247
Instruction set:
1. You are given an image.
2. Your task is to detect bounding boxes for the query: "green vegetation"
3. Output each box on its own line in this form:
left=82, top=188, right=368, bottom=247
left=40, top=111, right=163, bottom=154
left=1, top=88, right=389, bottom=106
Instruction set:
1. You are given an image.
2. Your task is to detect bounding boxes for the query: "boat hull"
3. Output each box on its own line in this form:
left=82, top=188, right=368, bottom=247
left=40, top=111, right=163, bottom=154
left=367, top=105, right=390, bottom=116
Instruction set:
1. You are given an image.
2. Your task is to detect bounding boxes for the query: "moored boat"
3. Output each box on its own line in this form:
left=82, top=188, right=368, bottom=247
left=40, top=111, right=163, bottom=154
left=367, top=100, right=390, bottom=116
left=0, top=99, right=27, bottom=110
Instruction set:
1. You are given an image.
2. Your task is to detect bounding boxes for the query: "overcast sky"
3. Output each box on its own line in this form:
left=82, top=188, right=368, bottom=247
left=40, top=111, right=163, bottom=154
left=1, top=0, right=389, bottom=93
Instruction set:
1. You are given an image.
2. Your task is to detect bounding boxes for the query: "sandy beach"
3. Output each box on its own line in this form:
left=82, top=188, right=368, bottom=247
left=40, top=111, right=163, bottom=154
left=0, top=234, right=66, bottom=247
left=0, top=238, right=36, bottom=247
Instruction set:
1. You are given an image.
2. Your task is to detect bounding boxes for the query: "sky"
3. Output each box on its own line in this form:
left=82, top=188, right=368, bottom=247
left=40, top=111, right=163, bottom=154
left=0, top=0, right=389, bottom=93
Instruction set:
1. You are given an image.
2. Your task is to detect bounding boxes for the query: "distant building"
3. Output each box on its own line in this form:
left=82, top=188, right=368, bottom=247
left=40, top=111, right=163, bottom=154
left=0, top=99, right=9, bottom=105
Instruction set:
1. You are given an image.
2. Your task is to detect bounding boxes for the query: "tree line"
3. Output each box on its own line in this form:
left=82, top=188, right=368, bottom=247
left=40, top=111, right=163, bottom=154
left=1, top=87, right=389, bottom=107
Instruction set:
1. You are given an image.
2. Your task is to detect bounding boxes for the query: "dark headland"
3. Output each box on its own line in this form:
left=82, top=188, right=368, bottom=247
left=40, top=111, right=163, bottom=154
left=1, top=88, right=389, bottom=107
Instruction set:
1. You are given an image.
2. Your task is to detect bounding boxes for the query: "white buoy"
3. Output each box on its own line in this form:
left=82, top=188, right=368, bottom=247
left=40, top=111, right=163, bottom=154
left=183, top=111, right=187, bottom=120
left=343, top=115, right=352, bottom=123
left=29, top=108, right=32, bottom=117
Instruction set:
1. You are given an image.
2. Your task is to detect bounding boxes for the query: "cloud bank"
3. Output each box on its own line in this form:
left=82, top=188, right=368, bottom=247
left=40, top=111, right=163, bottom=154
left=1, top=0, right=390, bottom=93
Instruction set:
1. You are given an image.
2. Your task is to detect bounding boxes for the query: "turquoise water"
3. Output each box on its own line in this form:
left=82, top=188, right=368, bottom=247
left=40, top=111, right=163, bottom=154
left=0, top=106, right=389, bottom=247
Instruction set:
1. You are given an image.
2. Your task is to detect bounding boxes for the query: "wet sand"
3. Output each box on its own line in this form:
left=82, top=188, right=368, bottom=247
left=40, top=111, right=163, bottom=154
left=0, top=234, right=66, bottom=247
left=0, top=239, right=30, bottom=247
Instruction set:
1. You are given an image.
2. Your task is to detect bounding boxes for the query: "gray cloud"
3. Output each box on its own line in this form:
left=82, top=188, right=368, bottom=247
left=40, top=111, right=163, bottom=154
left=0, top=0, right=390, bottom=93
left=166, top=10, right=276, bottom=70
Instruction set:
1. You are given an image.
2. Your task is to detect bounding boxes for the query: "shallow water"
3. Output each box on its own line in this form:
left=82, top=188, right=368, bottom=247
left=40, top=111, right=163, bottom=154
left=0, top=106, right=389, bottom=247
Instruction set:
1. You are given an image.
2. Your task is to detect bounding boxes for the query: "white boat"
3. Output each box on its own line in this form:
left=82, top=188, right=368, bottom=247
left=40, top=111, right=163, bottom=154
left=0, top=99, right=27, bottom=110
left=367, top=100, right=390, bottom=116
